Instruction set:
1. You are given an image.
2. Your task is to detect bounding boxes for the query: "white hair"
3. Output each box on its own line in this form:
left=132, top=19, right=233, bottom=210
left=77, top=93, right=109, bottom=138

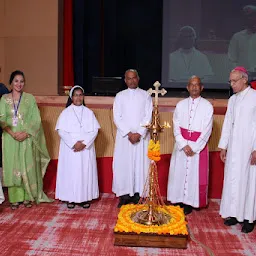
left=124, top=69, right=140, bottom=79
left=188, top=75, right=203, bottom=85
left=231, top=69, right=248, bottom=81
left=179, top=26, right=197, bottom=38
left=243, top=5, right=256, bottom=15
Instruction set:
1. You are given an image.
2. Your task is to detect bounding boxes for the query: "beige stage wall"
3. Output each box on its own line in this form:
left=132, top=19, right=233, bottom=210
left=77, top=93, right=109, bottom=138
left=36, top=96, right=227, bottom=160
left=0, top=0, right=58, bottom=95
left=0, top=0, right=228, bottom=159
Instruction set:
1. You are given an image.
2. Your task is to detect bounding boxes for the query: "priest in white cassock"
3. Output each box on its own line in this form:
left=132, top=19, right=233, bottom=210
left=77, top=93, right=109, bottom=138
left=112, top=69, right=153, bottom=208
left=228, top=5, right=256, bottom=73
left=167, top=76, right=213, bottom=215
left=55, top=85, right=100, bottom=209
left=219, top=66, right=256, bottom=233
left=169, top=26, right=214, bottom=82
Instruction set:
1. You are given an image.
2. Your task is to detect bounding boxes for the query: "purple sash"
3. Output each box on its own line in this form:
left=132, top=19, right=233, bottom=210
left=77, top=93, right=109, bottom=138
left=180, top=127, right=209, bottom=207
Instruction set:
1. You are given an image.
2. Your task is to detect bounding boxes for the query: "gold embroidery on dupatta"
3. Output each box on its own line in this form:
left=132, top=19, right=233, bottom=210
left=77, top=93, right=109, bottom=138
left=13, top=169, right=21, bottom=178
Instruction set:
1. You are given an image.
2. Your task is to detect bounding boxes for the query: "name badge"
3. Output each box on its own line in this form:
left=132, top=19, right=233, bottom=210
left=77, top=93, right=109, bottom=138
left=12, top=116, right=18, bottom=127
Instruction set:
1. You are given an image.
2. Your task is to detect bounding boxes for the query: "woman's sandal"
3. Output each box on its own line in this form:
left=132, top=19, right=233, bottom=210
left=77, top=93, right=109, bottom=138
left=80, top=202, right=90, bottom=209
left=10, top=203, right=19, bottom=210
left=67, top=202, right=75, bottom=209
left=24, top=201, right=32, bottom=208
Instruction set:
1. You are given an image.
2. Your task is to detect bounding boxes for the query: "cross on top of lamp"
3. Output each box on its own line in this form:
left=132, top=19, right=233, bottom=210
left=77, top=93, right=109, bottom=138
left=146, top=81, right=170, bottom=143
left=148, top=81, right=167, bottom=107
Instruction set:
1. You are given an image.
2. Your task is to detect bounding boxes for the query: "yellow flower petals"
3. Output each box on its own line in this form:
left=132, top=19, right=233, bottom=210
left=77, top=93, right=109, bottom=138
left=114, top=204, right=188, bottom=236
left=148, top=140, right=161, bottom=162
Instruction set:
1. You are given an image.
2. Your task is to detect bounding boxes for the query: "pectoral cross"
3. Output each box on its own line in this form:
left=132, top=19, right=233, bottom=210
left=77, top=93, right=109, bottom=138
left=188, top=130, right=194, bottom=137
left=147, top=81, right=167, bottom=106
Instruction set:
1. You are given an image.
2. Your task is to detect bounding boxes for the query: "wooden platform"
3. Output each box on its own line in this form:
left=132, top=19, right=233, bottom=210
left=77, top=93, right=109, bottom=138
left=114, top=232, right=188, bottom=249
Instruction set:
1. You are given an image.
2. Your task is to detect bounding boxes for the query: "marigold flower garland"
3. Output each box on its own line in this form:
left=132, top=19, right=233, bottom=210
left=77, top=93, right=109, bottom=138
left=114, top=137, right=188, bottom=237
left=147, top=139, right=161, bottom=162
left=114, top=204, right=188, bottom=236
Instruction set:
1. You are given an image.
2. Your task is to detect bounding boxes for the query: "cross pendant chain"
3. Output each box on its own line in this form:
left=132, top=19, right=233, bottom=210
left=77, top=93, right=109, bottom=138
left=73, top=107, right=83, bottom=128
left=187, top=97, right=201, bottom=137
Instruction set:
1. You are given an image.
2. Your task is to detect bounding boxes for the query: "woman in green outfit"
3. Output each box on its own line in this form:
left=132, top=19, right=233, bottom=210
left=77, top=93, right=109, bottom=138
left=0, top=70, right=53, bottom=209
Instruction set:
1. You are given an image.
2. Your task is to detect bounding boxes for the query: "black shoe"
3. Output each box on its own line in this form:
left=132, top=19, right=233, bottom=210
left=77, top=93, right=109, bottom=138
left=241, top=220, right=254, bottom=233
left=67, top=202, right=75, bottom=209
left=117, top=197, right=125, bottom=208
left=131, top=193, right=140, bottom=204
left=224, top=217, right=238, bottom=226
left=183, top=204, right=193, bottom=215
left=79, top=201, right=90, bottom=209
left=173, top=203, right=184, bottom=208
left=117, top=195, right=130, bottom=208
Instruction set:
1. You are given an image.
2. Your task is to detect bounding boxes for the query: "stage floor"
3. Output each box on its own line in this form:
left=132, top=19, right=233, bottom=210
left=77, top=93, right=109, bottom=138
left=0, top=193, right=255, bottom=255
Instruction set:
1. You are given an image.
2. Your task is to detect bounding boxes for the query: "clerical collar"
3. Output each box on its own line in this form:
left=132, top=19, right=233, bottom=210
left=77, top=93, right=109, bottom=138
left=128, top=87, right=138, bottom=92
left=179, top=47, right=195, bottom=54
left=246, top=28, right=256, bottom=35
left=189, top=96, right=201, bottom=102
left=236, top=86, right=250, bottom=98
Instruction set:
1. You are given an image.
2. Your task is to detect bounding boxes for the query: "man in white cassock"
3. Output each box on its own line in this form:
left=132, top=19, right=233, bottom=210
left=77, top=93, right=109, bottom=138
left=228, top=5, right=256, bottom=74
left=169, top=26, right=214, bottom=82
left=55, top=85, right=100, bottom=209
left=167, top=76, right=213, bottom=215
left=112, top=69, right=153, bottom=208
left=219, top=67, right=256, bottom=233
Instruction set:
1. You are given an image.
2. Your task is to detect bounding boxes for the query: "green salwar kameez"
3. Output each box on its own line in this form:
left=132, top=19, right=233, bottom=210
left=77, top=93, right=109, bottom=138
left=0, top=92, right=53, bottom=204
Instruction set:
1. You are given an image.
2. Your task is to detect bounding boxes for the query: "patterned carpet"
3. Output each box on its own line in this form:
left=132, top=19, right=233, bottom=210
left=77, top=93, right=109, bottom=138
left=0, top=194, right=255, bottom=256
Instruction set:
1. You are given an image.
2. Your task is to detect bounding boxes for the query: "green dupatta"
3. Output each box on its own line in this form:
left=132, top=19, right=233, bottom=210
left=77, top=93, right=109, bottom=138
left=0, top=92, right=53, bottom=203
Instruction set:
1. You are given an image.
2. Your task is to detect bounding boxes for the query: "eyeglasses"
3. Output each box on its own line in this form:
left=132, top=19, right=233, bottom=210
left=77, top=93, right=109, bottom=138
left=228, top=77, right=243, bottom=85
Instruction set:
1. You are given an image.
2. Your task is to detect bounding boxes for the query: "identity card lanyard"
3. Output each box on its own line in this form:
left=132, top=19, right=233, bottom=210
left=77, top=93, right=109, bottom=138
left=12, top=93, right=22, bottom=127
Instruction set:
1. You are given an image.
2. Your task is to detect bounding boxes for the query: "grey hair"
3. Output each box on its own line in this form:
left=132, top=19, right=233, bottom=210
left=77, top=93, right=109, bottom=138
left=124, top=69, right=140, bottom=79
left=243, top=5, right=256, bottom=15
left=179, top=26, right=197, bottom=38
left=188, top=75, right=203, bottom=85
left=231, top=69, right=248, bottom=81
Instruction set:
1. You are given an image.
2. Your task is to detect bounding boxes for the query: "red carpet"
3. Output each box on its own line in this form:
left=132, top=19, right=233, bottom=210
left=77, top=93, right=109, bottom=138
left=0, top=193, right=255, bottom=255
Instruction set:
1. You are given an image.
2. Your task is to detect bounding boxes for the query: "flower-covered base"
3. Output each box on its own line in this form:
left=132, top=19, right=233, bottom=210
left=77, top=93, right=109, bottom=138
left=114, top=204, right=188, bottom=248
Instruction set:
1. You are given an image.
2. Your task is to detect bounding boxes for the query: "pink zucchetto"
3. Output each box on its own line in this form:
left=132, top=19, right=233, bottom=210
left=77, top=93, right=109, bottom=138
left=233, top=66, right=248, bottom=75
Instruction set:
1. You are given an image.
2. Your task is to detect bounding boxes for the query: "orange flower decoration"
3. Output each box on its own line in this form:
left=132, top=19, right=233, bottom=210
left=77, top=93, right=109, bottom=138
left=148, top=139, right=161, bottom=162
left=114, top=204, right=188, bottom=236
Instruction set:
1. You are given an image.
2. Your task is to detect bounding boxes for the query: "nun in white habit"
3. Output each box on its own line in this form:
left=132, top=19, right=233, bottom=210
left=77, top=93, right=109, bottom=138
left=55, top=85, right=100, bottom=209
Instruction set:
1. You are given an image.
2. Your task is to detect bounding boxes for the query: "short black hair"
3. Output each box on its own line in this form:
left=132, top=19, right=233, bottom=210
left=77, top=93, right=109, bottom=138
left=9, top=70, right=25, bottom=85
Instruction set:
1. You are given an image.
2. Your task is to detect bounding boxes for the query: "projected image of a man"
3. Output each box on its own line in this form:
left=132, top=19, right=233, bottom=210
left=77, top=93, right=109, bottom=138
left=228, top=5, right=256, bottom=75
left=168, top=26, right=214, bottom=83
left=179, top=26, right=196, bottom=50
